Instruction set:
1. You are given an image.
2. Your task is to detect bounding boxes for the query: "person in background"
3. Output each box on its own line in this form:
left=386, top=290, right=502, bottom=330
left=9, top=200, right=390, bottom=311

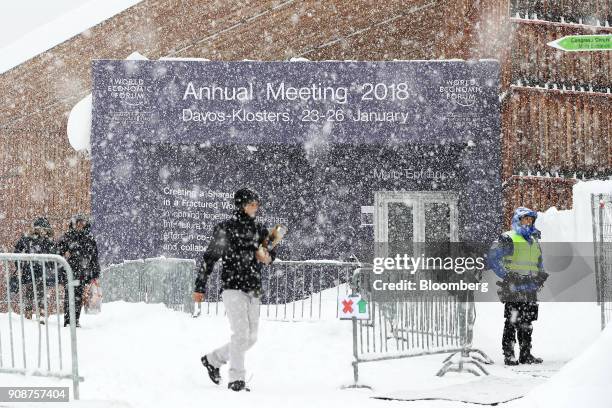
left=56, top=214, right=101, bottom=328
left=488, top=207, right=548, bottom=366
left=193, top=188, right=276, bottom=392
left=13, top=217, right=56, bottom=322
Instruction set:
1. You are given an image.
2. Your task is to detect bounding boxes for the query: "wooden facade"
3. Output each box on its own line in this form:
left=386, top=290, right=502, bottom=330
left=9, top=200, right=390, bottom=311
left=502, top=86, right=612, bottom=179
left=0, top=129, right=91, bottom=251
left=509, top=19, right=612, bottom=89
left=503, top=175, right=578, bottom=225
left=510, top=0, right=612, bottom=23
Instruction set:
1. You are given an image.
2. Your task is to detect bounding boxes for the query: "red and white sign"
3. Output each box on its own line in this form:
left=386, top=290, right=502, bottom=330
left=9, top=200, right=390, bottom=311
left=338, top=295, right=369, bottom=320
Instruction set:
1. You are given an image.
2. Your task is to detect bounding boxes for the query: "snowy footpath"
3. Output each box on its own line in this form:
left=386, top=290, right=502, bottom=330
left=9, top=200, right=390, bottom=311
left=0, top=297, right=610, bottom=408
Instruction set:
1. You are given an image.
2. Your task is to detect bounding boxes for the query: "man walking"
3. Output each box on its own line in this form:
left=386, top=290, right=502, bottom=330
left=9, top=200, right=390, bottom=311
left=193, top=188, right=275, bottom=392
left=57, top=214, right=101, bottom=328
left=489, top=207, right=548, bottom=366
left=14, top=217, right=56, bottom=322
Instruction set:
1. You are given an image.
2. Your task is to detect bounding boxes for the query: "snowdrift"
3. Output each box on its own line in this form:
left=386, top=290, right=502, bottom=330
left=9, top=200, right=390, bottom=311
left=513, top=325, right=612, bottom=408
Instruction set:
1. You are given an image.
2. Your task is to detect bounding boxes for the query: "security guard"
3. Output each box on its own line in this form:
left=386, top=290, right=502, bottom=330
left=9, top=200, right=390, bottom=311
left=489, top=207, right=548, bottom=365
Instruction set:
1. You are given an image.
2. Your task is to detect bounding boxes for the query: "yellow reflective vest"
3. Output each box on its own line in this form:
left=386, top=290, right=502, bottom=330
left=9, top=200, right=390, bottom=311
left=502, top=230, right=541, bottom=277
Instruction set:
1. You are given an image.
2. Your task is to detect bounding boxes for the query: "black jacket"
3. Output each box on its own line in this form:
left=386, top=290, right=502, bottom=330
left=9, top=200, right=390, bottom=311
left=14, top=231, right=57, bottom=285
left=195, top=209, right=276, bottom=295
left=56, top=224, right=101, bottom=284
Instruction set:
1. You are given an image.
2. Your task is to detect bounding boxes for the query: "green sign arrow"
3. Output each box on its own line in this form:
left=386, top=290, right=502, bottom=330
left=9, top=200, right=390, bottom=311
left=357, top=298, right=367, bottom=314
left=548, top=35, right=612, bottom=52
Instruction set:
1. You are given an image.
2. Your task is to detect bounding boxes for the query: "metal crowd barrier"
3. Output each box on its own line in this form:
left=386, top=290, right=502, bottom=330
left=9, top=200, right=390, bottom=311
left=101, top=257, right=195, bottom=313
left=345, top=267, right=493, bottom=388
left=592, top=193, right=612, bottom=330
left=101, top=257, right=359, bottom=321
left=0, top=253, right=82, bottom=399
left=206, top=260, right=358, bottom=320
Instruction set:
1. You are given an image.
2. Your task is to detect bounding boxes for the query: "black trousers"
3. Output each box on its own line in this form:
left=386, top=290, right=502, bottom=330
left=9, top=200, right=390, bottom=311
left=23, top=281, right=47, bottom=317
left=502, top=301, right=539, bottom=357
left=64, top=281, right=86, bottom=323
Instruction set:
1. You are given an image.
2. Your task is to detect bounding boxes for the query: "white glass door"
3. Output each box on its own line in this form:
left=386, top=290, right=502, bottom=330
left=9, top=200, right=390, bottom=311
left=375, top=191, right=458, bottom=258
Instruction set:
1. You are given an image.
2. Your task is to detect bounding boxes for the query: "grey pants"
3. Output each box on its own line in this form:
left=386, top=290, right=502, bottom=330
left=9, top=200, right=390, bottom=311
left=207, top=289, right=260, bottom=382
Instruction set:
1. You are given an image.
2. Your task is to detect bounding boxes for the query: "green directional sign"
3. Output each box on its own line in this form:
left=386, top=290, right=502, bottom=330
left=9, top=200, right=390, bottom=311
left=548, top=35, right=612, bottom=52
left=357, top=298, right=367, bottom=314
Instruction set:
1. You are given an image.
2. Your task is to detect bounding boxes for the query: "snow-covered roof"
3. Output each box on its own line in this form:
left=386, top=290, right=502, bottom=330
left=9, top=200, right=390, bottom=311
left=0, top=0, right=143, bottom=74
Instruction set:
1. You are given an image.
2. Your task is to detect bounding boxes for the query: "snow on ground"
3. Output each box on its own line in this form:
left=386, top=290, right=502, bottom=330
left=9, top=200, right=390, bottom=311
left=509, top=325, right=612, bottom=408
left=0, top=294, right=606, bottom=408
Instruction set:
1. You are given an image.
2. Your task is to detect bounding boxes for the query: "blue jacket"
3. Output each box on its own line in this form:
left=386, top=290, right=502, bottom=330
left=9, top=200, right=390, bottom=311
left=488, top=207, right=543, bottom=292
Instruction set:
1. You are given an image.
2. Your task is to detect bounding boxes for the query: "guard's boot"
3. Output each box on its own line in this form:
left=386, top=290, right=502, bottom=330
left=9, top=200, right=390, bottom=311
left=504, top=354, right=519, bottom=366
left=201, top=356, right=221, bottom=385
left=502, top=341, right=518, bottom=366
left=227, top=380, right=250, bottom=392
left=519, top=351, right=543, bottom=364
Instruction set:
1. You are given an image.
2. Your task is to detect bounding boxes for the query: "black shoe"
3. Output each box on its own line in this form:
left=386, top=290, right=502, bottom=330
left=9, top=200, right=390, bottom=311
left=227, top=380, right=250, bottom=392
left=504, top=355, right=519, bottom=366
left=519, top=353, right=543, bottom=364
left=201, top=356, right=221, bottom=385
left=64, top=320, right=69, bottom=327
left=75, top=321, right=81, bottom=328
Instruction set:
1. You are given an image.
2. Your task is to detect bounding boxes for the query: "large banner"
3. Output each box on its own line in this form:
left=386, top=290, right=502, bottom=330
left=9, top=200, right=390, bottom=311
left=91, top=60, right=501, bottom=265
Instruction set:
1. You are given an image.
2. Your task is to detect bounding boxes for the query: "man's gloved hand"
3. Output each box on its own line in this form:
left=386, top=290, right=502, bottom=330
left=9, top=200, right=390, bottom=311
left=535, top=271, right=549, bottom=286
left=506, top=271, right=519, bottom=281
left=496, top=280, right=511, bottom=302
left=255, top=247, right=272, bottom=265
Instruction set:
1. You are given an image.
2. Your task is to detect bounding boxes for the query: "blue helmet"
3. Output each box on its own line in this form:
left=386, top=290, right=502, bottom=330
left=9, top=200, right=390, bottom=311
left=511, top=207, right=539, bottom=240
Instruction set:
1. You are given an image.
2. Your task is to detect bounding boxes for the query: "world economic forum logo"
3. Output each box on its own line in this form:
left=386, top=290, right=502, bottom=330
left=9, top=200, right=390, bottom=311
left=107, top=77, right=153, bottom=107
left=439, top=79, right=483, bottom=107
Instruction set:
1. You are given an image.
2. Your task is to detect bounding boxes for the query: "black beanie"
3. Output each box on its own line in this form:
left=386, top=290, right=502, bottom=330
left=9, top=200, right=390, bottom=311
left=33, top=217, right=51, bottom=229
left=234, top=188, right=260, bottom=208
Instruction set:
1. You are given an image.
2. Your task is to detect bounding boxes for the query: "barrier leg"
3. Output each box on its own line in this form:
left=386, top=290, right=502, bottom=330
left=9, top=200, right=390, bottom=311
left=442, top=351, right=458, bottom=364
left=341, top=317, right=372, bottom=390
left=469, top=348, right=494, bottom=365
left=437, top=298, right=490, bottom=377
left=437, top=349, right=489, bottom=377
